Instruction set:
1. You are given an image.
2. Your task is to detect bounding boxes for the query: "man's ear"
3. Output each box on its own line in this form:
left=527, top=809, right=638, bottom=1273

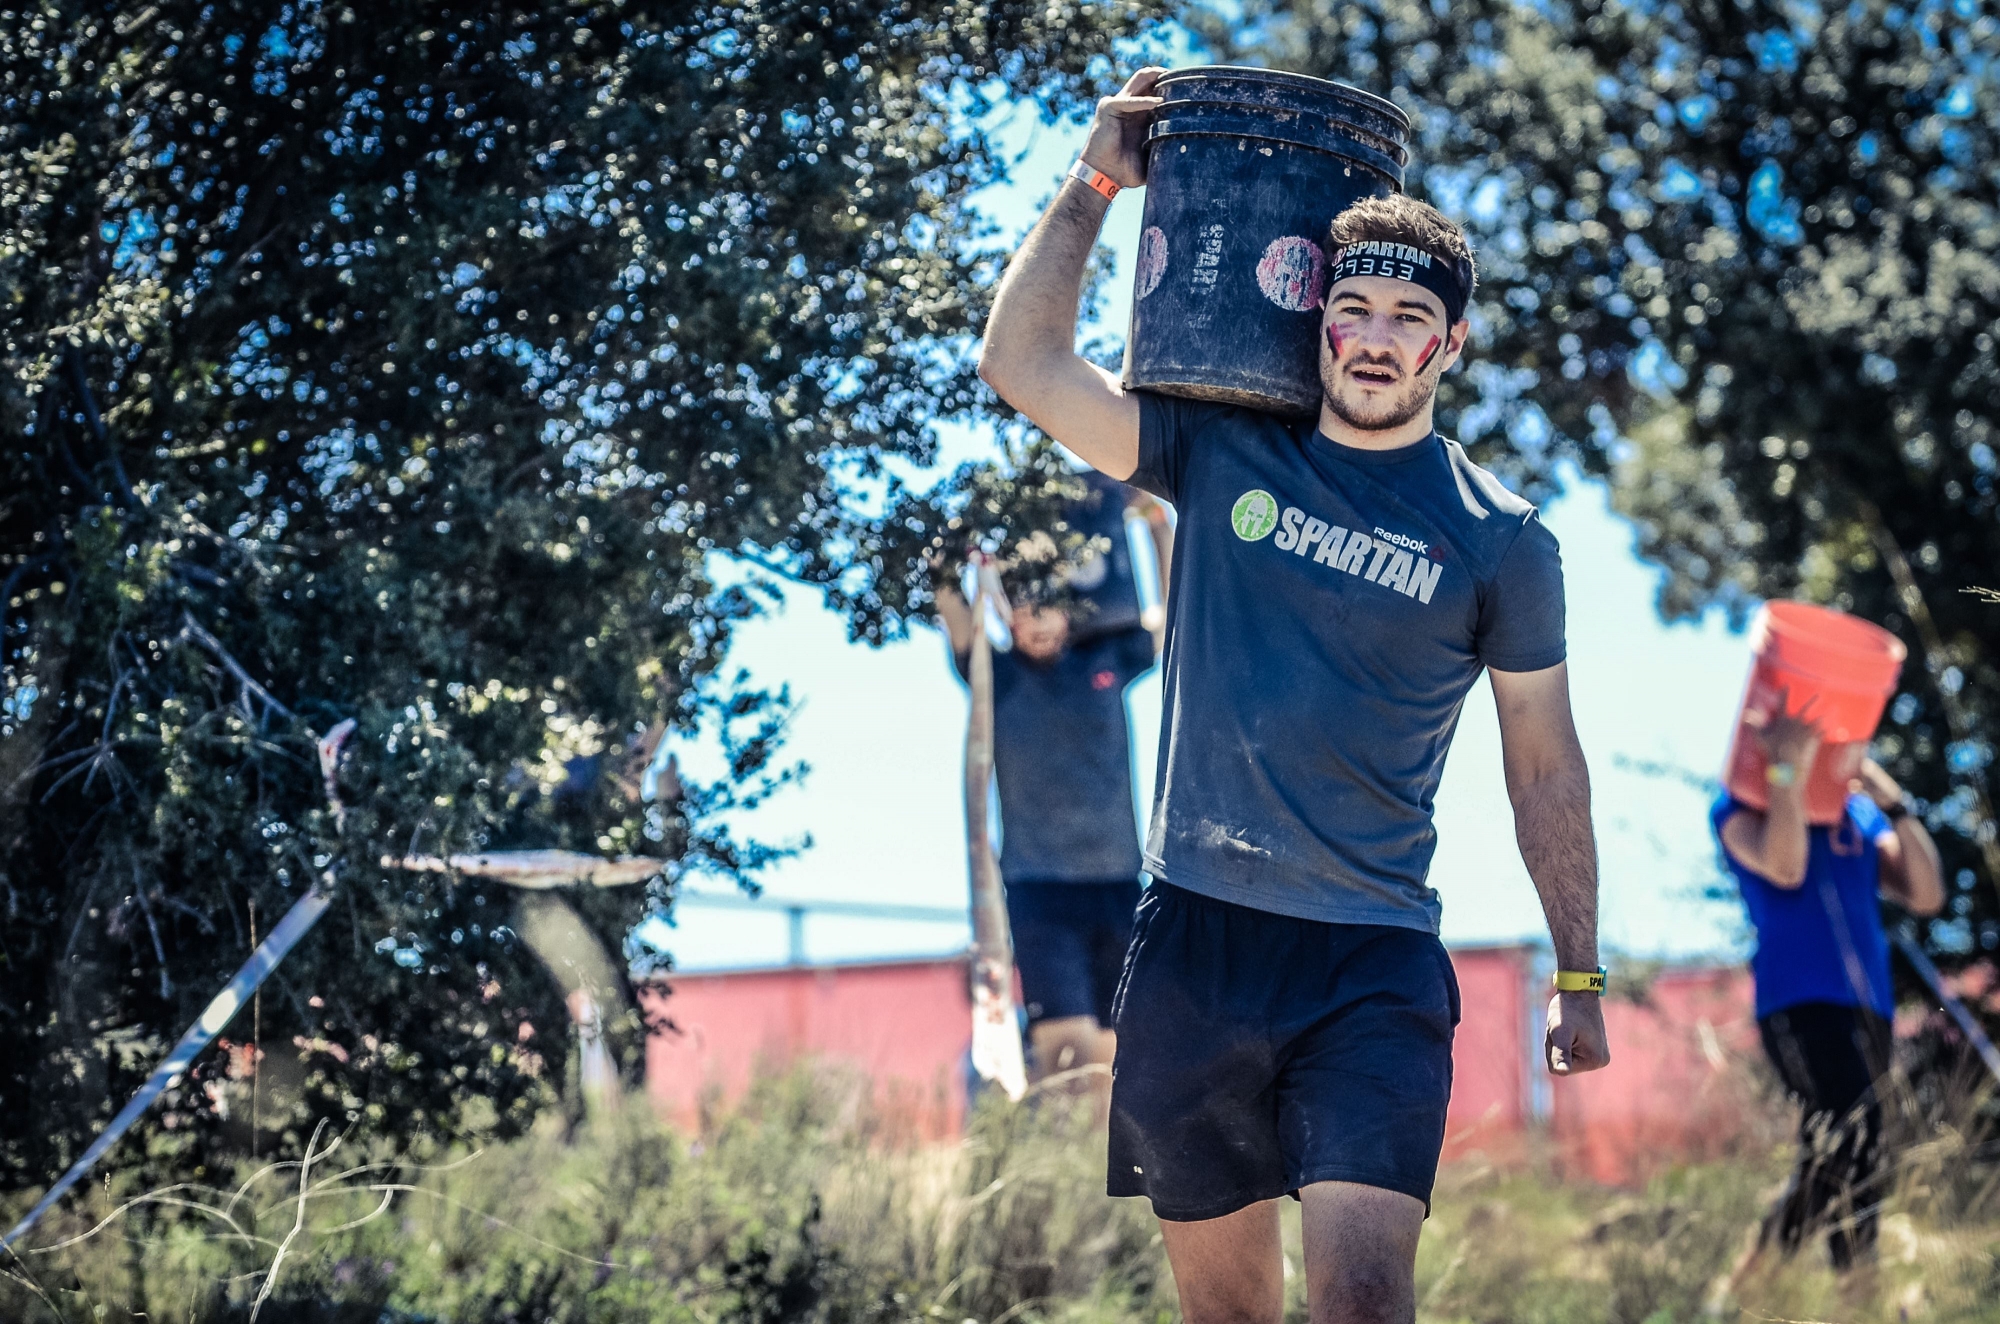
left=1443, top=319, right=1471, bottom=367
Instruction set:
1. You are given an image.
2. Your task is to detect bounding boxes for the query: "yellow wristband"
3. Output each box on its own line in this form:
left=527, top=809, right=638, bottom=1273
left=1553, top=967, right=1607, bottom=994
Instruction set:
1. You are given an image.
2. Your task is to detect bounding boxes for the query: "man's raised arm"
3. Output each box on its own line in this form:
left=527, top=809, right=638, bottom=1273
left=977, top=68, right=1165, bottom=481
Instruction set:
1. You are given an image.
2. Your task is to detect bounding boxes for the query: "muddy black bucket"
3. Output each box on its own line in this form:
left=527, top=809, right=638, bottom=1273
left=1121, top=67, right=1410, bottom=418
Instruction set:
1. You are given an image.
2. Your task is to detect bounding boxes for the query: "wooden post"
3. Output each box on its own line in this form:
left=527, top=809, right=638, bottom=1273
left=964, top=555, right=1027, bottom=1100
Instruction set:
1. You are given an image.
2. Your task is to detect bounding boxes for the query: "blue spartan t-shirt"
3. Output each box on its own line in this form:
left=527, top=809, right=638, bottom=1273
left=1129, top=393, right=1567, bottom=931
left=953, top=628, right=1156, bottom=885
left=1711, top=792, right=1895, bottom=1018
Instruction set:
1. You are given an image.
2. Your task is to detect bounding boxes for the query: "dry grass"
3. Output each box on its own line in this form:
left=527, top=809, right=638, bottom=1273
left=1, top=1061, right=1995, bottom=1323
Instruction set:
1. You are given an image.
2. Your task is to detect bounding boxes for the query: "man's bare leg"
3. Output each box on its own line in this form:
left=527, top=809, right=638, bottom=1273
left=1158, top=1200, right=1284, bottom=1324
left=1300, top=1181, right=1424, bottom=1324
left=1028, top=1016, right=1116, bottom=1093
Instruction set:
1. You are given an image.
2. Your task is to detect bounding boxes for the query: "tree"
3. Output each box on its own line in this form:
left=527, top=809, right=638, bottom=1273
left=0, top=0, right=1143, bottom=1188
left=1189, top=0, right=1999, bottom=975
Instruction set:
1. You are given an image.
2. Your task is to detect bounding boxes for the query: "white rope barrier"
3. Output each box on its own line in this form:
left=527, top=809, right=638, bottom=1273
left=3, top=885, right=334, bottom=1251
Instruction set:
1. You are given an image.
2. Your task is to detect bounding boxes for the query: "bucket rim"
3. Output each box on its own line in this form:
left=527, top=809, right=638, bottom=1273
left=1146, top=117, right=1408, bottom=183
left=1756, top=600, right=1908, bottom=665
left=1750, top=602, right=1907, bottom=699
left=1154, top=65, right=1408, bottom=132
left=1147, top=105, right=1409, bottom=163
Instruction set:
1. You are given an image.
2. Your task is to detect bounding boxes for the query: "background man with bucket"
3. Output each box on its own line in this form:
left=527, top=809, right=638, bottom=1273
left=978, top=65, right=1609, bottom=1324
left=932, top=478, right=1164, bottom=1096
left=1708, top=602, right=1944, bottom=1285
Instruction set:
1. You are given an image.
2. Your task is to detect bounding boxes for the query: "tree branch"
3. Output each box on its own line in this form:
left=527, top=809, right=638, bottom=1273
left=177, top=612, right=295, bottom=720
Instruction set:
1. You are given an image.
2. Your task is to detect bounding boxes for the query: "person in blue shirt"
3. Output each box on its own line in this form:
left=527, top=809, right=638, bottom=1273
left=935, top=561, right=1159, bottom=1098
left=1712, top=705, right=1942, bottom=1278
left=976, top=65, right=1610, bottom=1324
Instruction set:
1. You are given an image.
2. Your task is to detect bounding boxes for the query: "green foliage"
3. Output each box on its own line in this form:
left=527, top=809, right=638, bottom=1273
left=6, top=1066, right=2000, bottom=1322
left=1187, top=0, right=1999, bottom=977
left=0, top=1068, right=1173, bottom=1323
left=0, top=0, right=1150, bottom=1189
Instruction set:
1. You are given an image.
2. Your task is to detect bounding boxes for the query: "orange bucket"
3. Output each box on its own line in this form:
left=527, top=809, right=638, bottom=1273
left=1722, top=602, right=1907, bottom=824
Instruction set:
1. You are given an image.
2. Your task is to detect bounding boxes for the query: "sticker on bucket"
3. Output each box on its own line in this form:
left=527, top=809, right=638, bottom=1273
left=1136, top=227, right=1168, bottom=300
left=1191, top=225, right=1225, bottom=291
left=1256, top=236, right=1326, bottom=312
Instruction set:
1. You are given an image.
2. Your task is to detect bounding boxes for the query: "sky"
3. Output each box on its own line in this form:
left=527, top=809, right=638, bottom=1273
left=640, top=81, right=1765, bottom=973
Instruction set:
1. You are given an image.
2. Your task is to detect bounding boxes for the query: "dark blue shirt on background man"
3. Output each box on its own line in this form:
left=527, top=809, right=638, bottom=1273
left=956, top=628, right=1155, bottom=886
left=948, top=617, right=1156, bottom=1054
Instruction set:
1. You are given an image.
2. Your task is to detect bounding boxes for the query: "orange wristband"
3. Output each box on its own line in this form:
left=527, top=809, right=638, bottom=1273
left=1067, top=159, right=1121, bottom=201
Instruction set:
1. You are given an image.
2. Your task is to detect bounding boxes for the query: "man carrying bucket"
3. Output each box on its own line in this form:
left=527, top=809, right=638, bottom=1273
left=1710, top=706, right=1943, bottom=1278
left=978, top=66, right=1608, bottom=1324
left=933, top=552, right=1159, bottom=1098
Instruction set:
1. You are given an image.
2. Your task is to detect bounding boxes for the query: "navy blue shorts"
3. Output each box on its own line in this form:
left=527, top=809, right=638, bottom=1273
left=1006, top=878, right=1142, bottom=1025
left=1108, top=882, right=1460, bottom=1221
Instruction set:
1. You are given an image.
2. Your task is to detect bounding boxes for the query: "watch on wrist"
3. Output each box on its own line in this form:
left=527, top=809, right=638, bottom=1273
left=1765, top=761, right=1798, bottom=788
left=1066, top=158, right=1121, bottom=201
left=1553, top=967, right=1608, bottom=995
left=1884, top=797, right=1912, bottom=822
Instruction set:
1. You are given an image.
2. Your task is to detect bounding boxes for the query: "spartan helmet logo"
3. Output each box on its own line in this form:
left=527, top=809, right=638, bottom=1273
left=1231, top=489, right=1280, bottom=541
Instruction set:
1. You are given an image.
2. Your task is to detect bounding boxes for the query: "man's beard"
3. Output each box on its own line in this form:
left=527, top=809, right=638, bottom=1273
left=1320, top=358, right=1438, bottom=433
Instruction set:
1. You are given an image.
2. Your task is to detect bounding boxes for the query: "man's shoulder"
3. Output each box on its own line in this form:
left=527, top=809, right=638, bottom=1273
left=1435, top=437, right=1539, bottom=525
left=1710, top=792, right=1748, bottom=835
left=1136, top=389, right=1294, bottom=445
left=1413, top=437, right=1556, bottom=593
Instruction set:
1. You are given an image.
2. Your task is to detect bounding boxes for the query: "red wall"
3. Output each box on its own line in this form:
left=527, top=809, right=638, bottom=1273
left=1547, top=965, right=1767, bottom=1183
left=640, top=958, right=972, bottom=1137
left=640, top=946, right=1758, bottom=1185
left=1442, top=945, right=1536, bottom=1164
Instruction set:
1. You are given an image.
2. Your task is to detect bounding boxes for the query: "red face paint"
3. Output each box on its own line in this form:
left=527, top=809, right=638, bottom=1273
left=1415, top=334, right=1443, bottom=375
left=1326, top=325, right=1346, bottom=359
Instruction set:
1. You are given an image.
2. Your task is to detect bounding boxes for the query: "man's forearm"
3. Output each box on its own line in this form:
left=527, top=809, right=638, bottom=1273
left=980, top=182, right=1111, bottom=392
left=933, top=583, right=977, bottom=656
left=1890, top=816, right=1946, bottom=914
left=1758, top=786, right=1812, bottom=886
left=1512, top=768, right=1600, bottom=970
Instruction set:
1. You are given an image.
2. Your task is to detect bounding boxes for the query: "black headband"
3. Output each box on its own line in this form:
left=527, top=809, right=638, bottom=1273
left=1327, top=241, right=1471, bottom=327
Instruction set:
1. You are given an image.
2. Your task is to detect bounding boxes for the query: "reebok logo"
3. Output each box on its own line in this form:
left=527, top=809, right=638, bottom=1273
left=1372, top=527, right=1429, bottom=556
left=1269, top=503, right=1445, bottom=604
